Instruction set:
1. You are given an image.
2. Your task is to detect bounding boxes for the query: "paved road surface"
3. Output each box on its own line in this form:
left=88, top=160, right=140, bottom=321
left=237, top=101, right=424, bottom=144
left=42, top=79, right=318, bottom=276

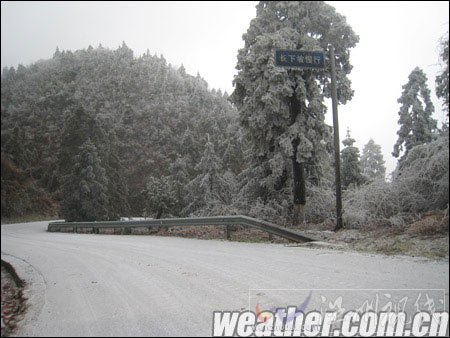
left=1, top=221, right=449, bottom=336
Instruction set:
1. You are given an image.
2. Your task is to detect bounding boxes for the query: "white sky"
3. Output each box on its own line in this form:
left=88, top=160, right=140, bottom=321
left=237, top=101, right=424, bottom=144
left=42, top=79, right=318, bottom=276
left=1, top=1, right=449, bottom=175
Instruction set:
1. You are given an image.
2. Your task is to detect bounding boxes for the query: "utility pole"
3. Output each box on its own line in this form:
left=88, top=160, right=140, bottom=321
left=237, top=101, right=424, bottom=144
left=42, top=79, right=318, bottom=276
left=329, top=44, right=343, bottom=231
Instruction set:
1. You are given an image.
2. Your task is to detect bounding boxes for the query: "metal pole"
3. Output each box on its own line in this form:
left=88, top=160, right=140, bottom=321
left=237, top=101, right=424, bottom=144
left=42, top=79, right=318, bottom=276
left=329, top=45, right=343, bottom=231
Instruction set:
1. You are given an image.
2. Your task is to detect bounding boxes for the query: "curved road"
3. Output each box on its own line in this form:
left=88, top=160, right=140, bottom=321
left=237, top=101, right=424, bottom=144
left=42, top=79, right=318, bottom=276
left=1, top=221, right=449, bottom=336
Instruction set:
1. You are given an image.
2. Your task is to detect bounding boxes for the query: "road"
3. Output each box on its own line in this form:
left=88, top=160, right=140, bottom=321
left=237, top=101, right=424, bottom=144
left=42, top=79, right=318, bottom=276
left=1, top=221, right=449, bottom=336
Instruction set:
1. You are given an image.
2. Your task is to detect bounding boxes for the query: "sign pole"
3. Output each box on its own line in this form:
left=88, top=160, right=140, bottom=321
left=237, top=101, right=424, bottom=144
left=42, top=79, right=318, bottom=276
left=329, top=44, right=343, bottom=231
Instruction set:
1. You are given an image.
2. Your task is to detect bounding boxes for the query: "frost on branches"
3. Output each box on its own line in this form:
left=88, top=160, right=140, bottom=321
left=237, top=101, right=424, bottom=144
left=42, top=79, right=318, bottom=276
left=392, top=67, right=437, bottom=161
left=230, top=1, right=358, bottom=221
left=341, top=129, right=364, bottom=189
left=435, top=35, right=449, bottom=116
left=360, top=139, right=385, bottom=182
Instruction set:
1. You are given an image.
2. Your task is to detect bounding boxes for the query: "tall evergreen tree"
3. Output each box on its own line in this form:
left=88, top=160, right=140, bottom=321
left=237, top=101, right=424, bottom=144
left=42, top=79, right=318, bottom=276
left=60, top=138, right=109, bottom=221
left=393, top=67, right=437, bottom=160
left=57, top=105, right=127, bottom=221
left=184, top=139, right=234, bottom=215
left=360, top=139, right=386, bottom=181
left=341, top=129, right=364, bottom=189
left=230, top=1, right=358, bottom=221
left=436, top=34, right=449, bottom=116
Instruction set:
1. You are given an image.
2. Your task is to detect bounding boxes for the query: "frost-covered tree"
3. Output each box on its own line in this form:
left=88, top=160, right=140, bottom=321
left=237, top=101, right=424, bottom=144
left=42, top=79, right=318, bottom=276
left=341, top=129, right=364, bottom=189
left=393, top=67, right=437, bottom=160
left=230, top=1, right=358, bottom=220
left=360, top=139, right=385, bottom=181
left=57, top=105, right=128, bottom=220
left=436, top=34, right=449, bottom=116
left=60, top=138, right=109, bottom=222
left=184, top=139, right=235, bottom=215
left=144, top=176, right=177, bottom=219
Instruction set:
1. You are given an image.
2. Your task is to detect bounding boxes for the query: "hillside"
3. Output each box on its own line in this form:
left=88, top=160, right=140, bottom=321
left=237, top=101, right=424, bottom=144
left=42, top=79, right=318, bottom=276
left=1, top=44, right=245, bottom=218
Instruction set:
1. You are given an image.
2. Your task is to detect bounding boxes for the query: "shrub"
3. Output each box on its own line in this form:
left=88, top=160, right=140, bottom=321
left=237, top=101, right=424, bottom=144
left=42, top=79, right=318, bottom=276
left=342, top=135, right=449, bottom=229
left=304, top=183, right=336, bottom=223
left=343, top=179, right=401, bottom=228
left=394, top=136, right=449, bottom=213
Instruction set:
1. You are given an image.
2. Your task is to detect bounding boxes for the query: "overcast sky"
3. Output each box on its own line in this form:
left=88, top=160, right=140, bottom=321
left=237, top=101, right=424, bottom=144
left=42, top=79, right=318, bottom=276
left=1, top=1, right=449, bottom=175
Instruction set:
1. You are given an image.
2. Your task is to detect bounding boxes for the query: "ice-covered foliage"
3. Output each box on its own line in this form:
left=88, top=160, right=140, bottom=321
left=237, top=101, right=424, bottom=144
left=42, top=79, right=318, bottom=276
left=231, top=1, right=358, bottom=211
left=341, top=129, right=364, bottom=189
left=144, top=176, right=177, bottom=219
left=1, top=44, right=243, bottom=218
left=235, top=151, right=335, bottom=224
left=436, top=34, right=449, bottom=115
left=360, top=139, right=385, bottom=181
left=303, top=181, right=335, bottom=223
left=393, top=135, right=449, bottom=213
left=56, top=105, right=128, bottom=221
left=183, top=140, right=238, bottom=216
left=343, top=179, right=401, bottom=228
left=60, top=138, right=109, bottom=222
left=393, top=67, right=437, bottom=160
left=248, top=198, right=290, bottom=224
left=344, top=136, right=449, bottom=228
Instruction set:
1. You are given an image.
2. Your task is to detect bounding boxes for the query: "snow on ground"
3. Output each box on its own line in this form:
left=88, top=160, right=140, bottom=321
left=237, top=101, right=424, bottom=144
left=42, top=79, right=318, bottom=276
left=1, top=221, right=448, bottom=336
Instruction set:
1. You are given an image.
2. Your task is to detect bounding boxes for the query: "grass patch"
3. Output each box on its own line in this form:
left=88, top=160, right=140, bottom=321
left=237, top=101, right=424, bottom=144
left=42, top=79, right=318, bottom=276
left=351, top=236, right=449, bottom=259
left=373, top=239, right=415, bottom=256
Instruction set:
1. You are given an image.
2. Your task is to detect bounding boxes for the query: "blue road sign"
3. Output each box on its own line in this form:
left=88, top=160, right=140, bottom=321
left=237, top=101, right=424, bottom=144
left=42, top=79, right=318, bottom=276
left=275, top=50, right=325, bottom=69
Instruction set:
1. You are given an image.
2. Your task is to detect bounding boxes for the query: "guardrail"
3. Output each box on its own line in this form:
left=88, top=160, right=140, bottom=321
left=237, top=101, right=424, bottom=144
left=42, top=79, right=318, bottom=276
left=47, top=215, right=316, bottom=243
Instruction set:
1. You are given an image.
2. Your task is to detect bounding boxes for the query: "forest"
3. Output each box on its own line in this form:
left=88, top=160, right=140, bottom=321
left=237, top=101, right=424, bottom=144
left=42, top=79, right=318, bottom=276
left=1, top=2, right=448, bottom=235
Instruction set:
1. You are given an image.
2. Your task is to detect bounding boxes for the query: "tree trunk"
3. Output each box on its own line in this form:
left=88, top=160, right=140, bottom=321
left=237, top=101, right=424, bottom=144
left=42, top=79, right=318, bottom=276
left=274, top=167, right=288, bottom=191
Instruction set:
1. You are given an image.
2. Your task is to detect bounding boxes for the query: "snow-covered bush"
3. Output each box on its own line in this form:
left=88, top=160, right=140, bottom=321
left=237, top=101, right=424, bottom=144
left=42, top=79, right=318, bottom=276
left=245, top=198, right=292, bottom=226
left=343, top=179, right=401, bottom=228
left=343, top=135, right=449, bottom=228
left=394, top=135, right=449, bottom=213
left=304, top=183, right=336, bottom=223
